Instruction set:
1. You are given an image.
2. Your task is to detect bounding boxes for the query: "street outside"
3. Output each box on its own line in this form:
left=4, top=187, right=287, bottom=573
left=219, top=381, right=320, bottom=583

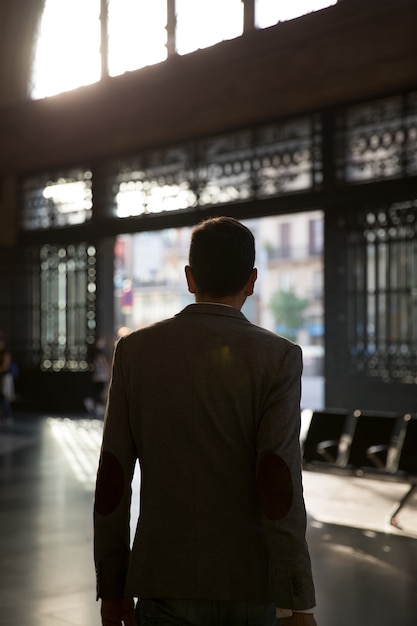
left=301, top=375, right=324, bottom=411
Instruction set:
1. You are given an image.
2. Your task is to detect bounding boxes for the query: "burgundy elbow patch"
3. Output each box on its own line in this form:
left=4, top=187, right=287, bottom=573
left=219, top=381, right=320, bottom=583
left=94, top=450, right=125, bottom=516
left=257, top=453, right=293, bottom=521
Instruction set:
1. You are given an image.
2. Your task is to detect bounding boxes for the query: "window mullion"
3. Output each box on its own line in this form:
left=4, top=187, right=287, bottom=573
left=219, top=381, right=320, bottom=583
left=167, top=0, right=176, bottom=56
left=101, top=0, right=109, bottom=78
left=243, top=0, right=255, bottom=33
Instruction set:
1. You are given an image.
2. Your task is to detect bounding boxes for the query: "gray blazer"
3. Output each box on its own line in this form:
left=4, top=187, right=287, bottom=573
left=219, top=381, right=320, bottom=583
left=94, top=303, right=316, bottom=610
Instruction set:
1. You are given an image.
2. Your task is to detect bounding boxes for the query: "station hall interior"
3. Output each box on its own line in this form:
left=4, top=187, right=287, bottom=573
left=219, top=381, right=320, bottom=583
left=1, top=1, right=417, bottom=625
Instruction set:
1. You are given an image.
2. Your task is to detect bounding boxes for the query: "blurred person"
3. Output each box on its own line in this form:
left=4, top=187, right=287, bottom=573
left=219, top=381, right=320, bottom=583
left=0, top=332, right=15, bottom=423
left=94, top=217, right=318, bottom=626
left=85, top=338, right=111, bottom=417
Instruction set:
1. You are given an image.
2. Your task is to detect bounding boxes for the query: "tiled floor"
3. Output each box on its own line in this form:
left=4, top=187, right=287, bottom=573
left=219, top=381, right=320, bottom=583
left=0, top=412, right=416, bottom=626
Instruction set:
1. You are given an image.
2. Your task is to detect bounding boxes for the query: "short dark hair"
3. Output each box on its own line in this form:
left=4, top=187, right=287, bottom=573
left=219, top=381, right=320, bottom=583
left=188, top=217, right=255, bottom=297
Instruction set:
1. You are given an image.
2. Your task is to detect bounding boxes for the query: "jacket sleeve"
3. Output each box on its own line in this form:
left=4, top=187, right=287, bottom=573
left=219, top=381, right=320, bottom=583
left=93, top=337, right=137, bottom=599
left=256, top=343, right=316, bottom=611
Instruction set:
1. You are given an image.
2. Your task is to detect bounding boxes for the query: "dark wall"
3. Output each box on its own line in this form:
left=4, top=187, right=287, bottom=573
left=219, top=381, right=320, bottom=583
left=15, top=369, right=92, bottom=412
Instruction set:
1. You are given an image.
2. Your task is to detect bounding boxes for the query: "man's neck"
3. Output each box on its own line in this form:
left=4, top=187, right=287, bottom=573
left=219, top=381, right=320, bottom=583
left=194, top=294, right=246, bottom=310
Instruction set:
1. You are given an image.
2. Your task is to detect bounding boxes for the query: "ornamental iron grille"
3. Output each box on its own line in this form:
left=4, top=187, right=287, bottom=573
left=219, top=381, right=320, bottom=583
left=17, top=88, right=417, bottom=382
left=21, top=169, right=93, bottom=230
left=114, top=115, right=322, bottom=217
left=37, top=243, right=96, bottom=371
left=346, top=200, right=417, bottom=383
left=335, top=91, right=417, bottom=183
left=115, top=146, right=197, bottom=216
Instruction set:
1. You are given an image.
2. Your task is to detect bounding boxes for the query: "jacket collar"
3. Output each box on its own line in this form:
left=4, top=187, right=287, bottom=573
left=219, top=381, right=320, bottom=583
left=177, top=303, right=248, bottom=321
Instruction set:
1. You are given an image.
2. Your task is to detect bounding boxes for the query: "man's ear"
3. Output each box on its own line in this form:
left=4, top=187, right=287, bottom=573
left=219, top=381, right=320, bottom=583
left=185, top=265, right=197, bottom=294
left=245, top=268, right=257, bottom=297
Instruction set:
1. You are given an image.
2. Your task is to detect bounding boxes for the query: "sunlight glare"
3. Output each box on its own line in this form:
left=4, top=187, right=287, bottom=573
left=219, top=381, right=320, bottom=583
left=176, top=0, right=243, bottom=56
left=255, top=0, right=337, bottom=28
left=30, top=0, right=101, bottom=99
left=48, top=417, right=102, bottom=490
left=48, top=416, right=141, bottom=544
left=108, top=0, right=167, bottom=76
left=30, top=0, right=338, bottom=99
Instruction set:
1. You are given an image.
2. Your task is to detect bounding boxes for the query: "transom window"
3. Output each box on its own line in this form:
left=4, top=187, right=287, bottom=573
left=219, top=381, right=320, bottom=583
left=113, top=115, right=322, bottom=218
left=335, top=92, right=417, bottom=183
left=21, top=169, right=93, bottom=230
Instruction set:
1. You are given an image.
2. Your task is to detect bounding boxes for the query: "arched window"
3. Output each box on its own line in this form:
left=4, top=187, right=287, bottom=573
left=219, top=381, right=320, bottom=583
left=30, top=0, right=338, bottom=99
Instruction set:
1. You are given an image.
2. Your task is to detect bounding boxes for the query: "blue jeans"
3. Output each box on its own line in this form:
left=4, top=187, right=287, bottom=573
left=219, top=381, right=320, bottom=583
left=136, top=598, right=278, bottom=626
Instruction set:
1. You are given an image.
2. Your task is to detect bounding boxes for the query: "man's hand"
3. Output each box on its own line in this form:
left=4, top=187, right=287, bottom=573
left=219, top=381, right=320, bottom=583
left=280, top=613, right=317, bottom=626
left=101, top=597, right=135, bottom=626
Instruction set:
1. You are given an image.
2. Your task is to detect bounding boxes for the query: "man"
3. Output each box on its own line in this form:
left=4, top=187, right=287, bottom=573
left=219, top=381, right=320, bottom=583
left=94, top=216, right=318, bottom=625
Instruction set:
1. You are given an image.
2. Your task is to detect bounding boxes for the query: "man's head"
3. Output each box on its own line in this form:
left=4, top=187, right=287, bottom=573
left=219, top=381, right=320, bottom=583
left=186, top=216, right=256, bottom=300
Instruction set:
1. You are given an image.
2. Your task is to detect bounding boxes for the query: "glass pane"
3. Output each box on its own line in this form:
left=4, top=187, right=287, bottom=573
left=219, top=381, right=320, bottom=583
left=114, top=146, right=197, bottom=217
left=108, top=0, right=167, bottom=76
left=114, top=212, right=324, bottom=407
left=30, top=0, right=101, bottom=99
left=176, top=0, right=243, bottom=55
left=255, top=0, right=337, bottom=28
left=21, top=169, right=93, bottom=230
left=347, top=200, right=417, bottom=382
left=39, top=243, right=95, bottom=371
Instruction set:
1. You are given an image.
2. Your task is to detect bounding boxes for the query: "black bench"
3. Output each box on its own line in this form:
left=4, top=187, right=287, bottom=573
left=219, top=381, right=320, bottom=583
left=302, top=409, right=417, bottom=526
